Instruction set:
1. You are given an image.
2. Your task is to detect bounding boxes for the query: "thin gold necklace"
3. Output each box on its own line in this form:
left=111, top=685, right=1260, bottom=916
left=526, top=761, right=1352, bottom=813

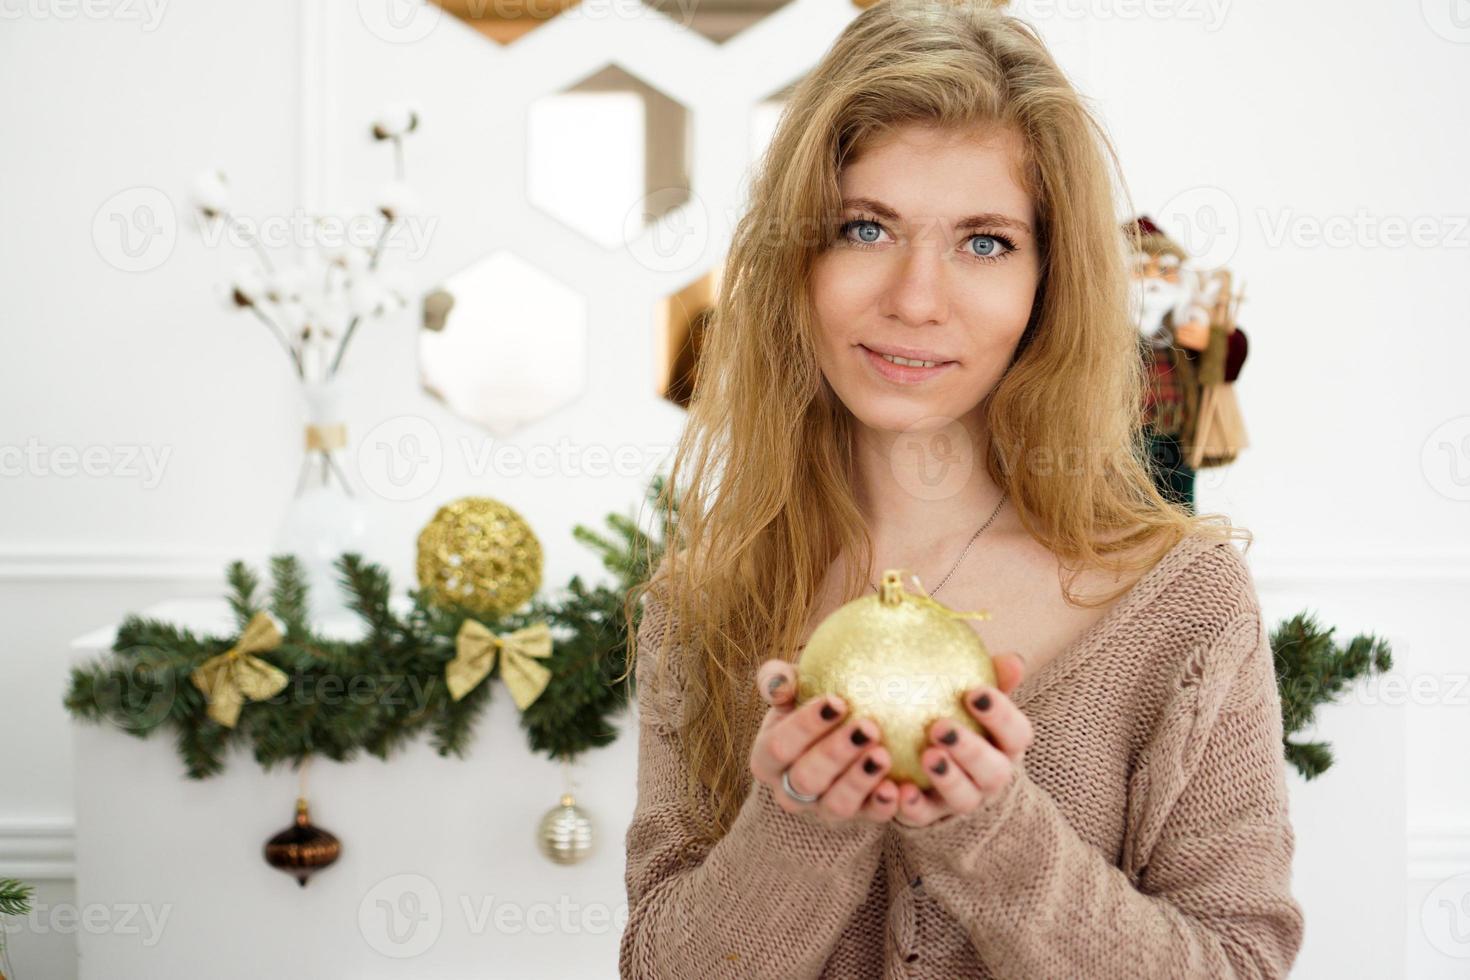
left=867, top=490, right=1008, bottom=599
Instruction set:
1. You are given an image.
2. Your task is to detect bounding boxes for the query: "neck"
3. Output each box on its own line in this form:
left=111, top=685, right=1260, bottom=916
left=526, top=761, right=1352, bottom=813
left=849, top=412, right=1009, bottom=580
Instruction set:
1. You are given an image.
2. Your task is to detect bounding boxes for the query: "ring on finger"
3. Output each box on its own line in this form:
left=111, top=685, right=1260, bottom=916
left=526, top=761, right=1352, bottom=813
left=780, top=768, right=821, bottom=804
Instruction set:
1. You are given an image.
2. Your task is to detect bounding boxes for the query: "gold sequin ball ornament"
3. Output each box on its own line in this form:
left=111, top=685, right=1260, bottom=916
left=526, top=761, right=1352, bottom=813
left=796, top=570, right=996, bottom=789
left=416, top=497, right=542, bottom=616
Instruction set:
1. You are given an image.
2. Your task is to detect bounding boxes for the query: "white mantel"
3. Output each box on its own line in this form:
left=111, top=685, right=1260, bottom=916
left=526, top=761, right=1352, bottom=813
left=68, top=598, right=637, bottom=979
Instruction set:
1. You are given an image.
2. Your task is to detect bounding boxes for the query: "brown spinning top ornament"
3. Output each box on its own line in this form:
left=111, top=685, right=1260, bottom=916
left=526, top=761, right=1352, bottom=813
left=796, top=569, right=996, bottom=789
left=264, top=798, right=341, bottom=887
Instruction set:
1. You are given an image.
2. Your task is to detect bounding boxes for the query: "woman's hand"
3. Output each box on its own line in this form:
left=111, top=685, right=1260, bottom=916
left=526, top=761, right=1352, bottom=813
left=749, top=659, right=902, bottom=826
left=894, top=652, right=1033, bottom=828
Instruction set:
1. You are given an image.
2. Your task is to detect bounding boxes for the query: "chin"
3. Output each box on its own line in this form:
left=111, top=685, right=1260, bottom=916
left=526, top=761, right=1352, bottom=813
left=846, top=394, right=965, bottom=434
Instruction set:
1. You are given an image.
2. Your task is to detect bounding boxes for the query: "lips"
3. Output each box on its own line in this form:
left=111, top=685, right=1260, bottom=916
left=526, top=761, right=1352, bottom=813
left=860, top=342, right=954, bottom=365
left=858, top=344, right=958, bottom=385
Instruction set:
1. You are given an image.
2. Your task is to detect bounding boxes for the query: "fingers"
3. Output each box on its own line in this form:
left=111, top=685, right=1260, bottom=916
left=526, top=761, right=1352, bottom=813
left=756, top=658, right=798, bottom=710
left=859, top=778, right=900, bottom=823
left=991, top=652, right=1026, bottom=696
left=810, top=738, right=893, bottom=821
left=959, top=684, right=1033, bottom=758
left=780, top=715, right=882, bottom=814
left=895, top=781, right=950, bottom=828
left=749, top=691, right=848, bottom=786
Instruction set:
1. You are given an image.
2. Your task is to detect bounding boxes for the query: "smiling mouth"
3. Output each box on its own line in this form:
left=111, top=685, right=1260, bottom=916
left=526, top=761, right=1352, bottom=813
left=857, top=344, right=958, bottom=383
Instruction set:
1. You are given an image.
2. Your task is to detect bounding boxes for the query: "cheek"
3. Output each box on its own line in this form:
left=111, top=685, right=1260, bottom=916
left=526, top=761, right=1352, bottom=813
left=959, top=273, right=1037, bottom=347
left=809, top=257, right=868, bottom=349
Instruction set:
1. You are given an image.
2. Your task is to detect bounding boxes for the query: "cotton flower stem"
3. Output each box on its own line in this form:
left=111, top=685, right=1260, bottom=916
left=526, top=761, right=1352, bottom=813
left=328, top=222, right=395, bottom=378
left=223, top=212, right=276, bottom=276
left=248, top=305, right=304, bottom=378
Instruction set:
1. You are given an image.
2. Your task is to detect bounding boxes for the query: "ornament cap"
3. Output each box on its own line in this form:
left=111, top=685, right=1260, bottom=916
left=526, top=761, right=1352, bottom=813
left=879, top=569, right=908, bottom=605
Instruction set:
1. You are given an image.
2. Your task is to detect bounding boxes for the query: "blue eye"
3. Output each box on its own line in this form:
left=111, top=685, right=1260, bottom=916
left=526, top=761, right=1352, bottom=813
left=846, top=219, right=882, bottom=244
left=969, top=234, right=1004, bottom=257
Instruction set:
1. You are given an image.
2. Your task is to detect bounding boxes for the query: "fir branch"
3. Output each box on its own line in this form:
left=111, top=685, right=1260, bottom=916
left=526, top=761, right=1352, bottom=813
left=268, top=554, right=311, bottom=639
left=336, top=552, right=397, bottom=638
left=1271, top=611, right=1392, bottom=781
left=225, top=561, right=262, bottom=630
left=0, top=878, right=33, bottom=917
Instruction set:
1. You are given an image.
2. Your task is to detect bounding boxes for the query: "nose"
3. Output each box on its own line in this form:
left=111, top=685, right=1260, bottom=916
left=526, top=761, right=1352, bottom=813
left=880, top=240, right=949, bottom=327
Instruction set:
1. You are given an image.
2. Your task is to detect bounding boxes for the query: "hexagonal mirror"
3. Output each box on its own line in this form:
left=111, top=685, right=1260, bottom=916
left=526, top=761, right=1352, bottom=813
left=644, top=0, right=794, bottom=42
left=431, top=0, right=578, bottom=45
left=656, top=267, right=721, bottom=409
left=526, top=63, right=691, bottom=251
left=420, top=251, right=589, bottom=436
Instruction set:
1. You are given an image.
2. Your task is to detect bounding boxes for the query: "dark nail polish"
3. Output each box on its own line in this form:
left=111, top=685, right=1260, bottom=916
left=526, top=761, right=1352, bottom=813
left=930, top=758, right=948, bottom=775
left=862, top=757, right=879, bottom=775
left=767, top=675, right=786, bottom=696
left=850, top=727, right=870, bottom=746
left=973, top=693, right=992, bottom=712
left=939, top=728, right=958, bottom=746
left=820, top=702, right=839, bottom=721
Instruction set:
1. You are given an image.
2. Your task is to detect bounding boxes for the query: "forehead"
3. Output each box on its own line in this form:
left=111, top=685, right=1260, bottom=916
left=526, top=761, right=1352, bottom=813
left=838, top=122, right=1035, bottom=226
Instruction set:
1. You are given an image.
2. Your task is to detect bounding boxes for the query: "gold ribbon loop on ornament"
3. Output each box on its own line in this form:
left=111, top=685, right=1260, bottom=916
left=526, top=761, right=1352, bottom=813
left=305, top=423, right=347, bottom=451
left=446, top=619, right=553, bottom=710
left=189, top=610, right=291, bottom=728
left=879, top=569, right=992, bottom=622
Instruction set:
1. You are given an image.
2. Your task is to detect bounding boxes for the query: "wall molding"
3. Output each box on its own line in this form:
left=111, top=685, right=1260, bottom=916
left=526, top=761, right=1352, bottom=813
left=0, top=549, right=260, bottom=583
left=3, top=546, right=1468, bottom=585
left=5, top=815, right=1463, bottom=885
left=1409, top=823, right=1470, bottom=883
left=0, top=818, right=76, bottom=881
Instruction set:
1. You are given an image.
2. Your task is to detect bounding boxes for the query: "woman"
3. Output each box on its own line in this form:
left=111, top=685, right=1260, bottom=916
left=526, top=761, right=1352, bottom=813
left=619, top=0, right=1304, bottom=977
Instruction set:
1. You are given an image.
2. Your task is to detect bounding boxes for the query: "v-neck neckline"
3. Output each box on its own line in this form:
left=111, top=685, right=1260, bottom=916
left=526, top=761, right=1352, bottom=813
left=1009, top=530, right=1214, bottom=710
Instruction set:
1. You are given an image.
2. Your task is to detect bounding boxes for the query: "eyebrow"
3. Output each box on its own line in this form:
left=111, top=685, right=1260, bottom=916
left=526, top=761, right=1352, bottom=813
left=840, top=196, right=1033, bottom=236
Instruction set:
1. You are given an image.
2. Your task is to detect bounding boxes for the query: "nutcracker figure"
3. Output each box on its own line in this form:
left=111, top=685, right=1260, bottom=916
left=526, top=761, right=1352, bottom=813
left=1124, top=215, right=1250, bottom=512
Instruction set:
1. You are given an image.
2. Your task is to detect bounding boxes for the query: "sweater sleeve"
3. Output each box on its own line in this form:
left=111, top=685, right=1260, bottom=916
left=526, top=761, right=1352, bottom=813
left=893, top=609, right=1305, bottom=979
left=619, top=593, right=887, bottom=980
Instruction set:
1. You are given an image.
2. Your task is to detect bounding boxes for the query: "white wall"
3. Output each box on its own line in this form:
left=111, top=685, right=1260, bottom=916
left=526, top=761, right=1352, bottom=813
left=2, top=0, right=1467, bottom=977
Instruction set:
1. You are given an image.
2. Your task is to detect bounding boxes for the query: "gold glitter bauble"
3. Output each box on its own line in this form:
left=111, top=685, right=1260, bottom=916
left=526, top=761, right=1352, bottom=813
left=416, top=497, right=542, bottom=616
left=537, top=793, right=594, bottom=865
left=796, top=570, right=996, bottom=790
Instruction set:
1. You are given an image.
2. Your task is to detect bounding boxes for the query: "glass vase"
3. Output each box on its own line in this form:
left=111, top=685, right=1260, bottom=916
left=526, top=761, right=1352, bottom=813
left=274, top=375, right=368, bottom=625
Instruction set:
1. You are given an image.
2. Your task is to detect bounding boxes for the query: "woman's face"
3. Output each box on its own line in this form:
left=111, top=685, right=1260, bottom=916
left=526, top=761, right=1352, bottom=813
left=810, top=122, right=1042, bottom=435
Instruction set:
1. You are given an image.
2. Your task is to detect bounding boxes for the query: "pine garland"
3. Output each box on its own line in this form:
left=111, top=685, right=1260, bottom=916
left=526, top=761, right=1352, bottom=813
left=0, top=876, right=34, bottom=972
left=62, top=475, right=1381, bottom=785
left=1271, top=611, right=1392, bottom=780
left=64, top=479, right=673, bottom=779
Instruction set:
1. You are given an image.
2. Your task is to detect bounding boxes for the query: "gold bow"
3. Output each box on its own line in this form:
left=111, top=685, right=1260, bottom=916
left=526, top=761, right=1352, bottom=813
left=190, top=611, right=291, bottom=728
left=446, top=620, right=553, bottom=709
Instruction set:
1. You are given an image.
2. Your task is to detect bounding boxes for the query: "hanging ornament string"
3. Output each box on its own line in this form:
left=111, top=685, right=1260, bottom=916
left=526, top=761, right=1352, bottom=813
left=877, top=569, right=993, bottom=623
left=867, top=490, right=1009, bottom=599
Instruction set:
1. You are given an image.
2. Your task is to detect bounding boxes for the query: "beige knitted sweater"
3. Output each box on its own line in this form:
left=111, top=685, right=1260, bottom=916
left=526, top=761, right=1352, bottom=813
left=620, top=531, right=1305, bottom=978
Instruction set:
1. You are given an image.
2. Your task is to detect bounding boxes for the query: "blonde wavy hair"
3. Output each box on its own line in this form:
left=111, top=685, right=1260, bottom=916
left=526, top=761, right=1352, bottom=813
left=623, top=0, right=1249, bottom=843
